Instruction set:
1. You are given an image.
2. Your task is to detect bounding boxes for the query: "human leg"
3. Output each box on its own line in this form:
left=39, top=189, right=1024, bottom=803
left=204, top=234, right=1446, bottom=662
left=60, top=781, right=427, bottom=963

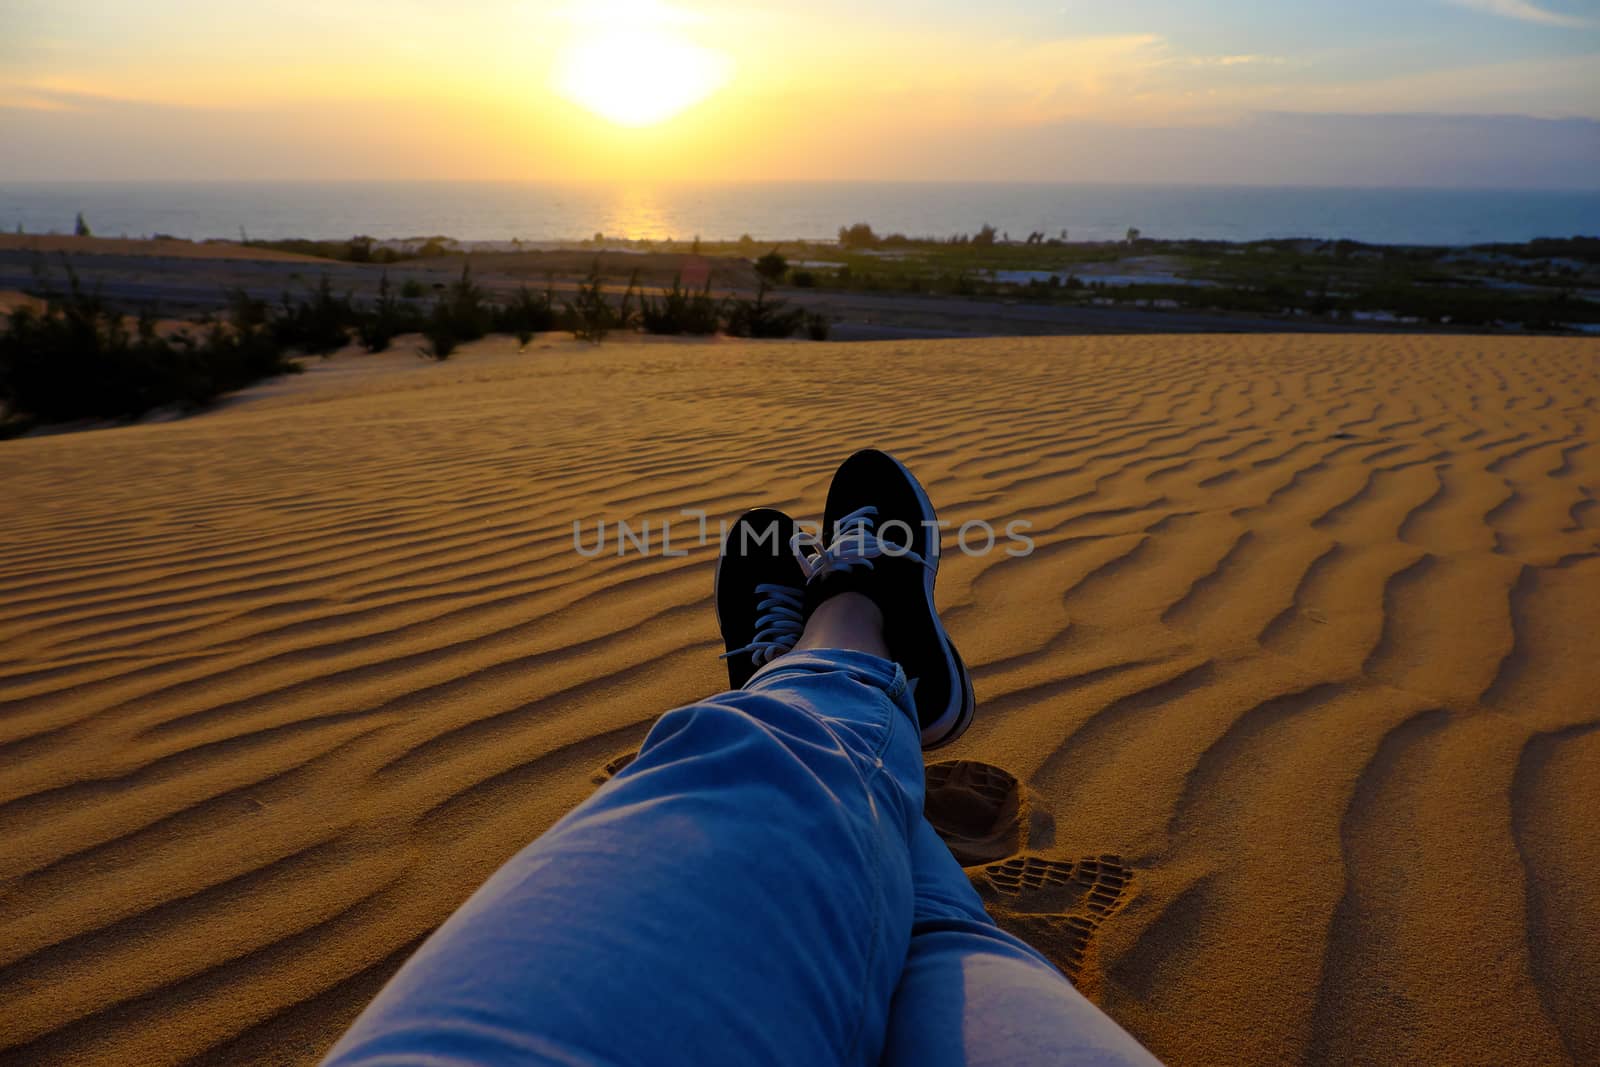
left=325, top=450, right=1000, bottom=1066
left=322, top=647, right=927, bottom=1067
left=878, top=819, right=1162, bottom=1067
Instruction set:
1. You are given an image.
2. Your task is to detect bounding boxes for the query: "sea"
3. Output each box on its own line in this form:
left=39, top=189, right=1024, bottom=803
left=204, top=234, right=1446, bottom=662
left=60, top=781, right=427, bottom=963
left=2, top=181, right=1597, bottom=247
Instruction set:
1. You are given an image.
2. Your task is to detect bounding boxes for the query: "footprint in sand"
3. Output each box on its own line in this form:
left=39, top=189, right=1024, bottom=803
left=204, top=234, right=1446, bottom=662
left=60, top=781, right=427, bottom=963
left=592, top=751, right=1135, bottom=986
left=975, top=854, right=1134, bottom=984
left=924, top=759, right=1136, bottom=988
left=923, top=758, right=1032, bottom=864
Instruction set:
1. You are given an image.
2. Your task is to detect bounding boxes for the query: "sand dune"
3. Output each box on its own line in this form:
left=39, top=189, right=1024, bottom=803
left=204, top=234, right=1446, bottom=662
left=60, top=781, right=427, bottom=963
left=1, top=333, right=1597, bottom=1065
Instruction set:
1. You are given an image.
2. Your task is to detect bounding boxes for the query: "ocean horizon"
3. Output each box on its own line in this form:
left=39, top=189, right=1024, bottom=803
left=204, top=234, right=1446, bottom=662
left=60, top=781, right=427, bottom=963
left=3, top=180, right=1597, bottom=248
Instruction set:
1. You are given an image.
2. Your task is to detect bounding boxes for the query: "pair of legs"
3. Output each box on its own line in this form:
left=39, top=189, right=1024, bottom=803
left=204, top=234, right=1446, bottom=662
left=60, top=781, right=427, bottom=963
left=323, top=593, right=1158, bottom=1065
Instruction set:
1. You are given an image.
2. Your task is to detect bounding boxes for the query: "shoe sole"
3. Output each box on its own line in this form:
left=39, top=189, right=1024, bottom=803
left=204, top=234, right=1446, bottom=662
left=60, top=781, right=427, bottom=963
left=871, top=451, right=976, bottom=748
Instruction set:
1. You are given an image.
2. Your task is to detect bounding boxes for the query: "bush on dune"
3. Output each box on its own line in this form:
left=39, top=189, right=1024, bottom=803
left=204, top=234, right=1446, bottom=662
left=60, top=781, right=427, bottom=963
left=641, top=273, right=722, bottom=335
left=0, top=252, right=836, bottom=430
left=494, top=283, right=557, bottom=345
left=723, top=297, right=805, bottom=338
left=419, top=305, right=458, bottom=360
left=357, top=272, right=424, bottom=353
left=566, top=262, right=639, bottom=343
left=412, top=265, right=492, bottom=361
left=723, top=249, right=806, bottom=338
left=442, top=264, right=491, bottom=342
left=0, top=273, right=299, bottom=431
left=416, top=265, right=493, bottom=359
left=271, top=275, right=355, bottom=355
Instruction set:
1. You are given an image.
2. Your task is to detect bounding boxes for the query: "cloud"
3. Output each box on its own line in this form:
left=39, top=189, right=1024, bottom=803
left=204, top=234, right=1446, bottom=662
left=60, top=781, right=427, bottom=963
left=760, top=32, right=1175, bottom=126
left=854, top=111, right=1600, bottom=188
left=0, top=84, right=126, bottom=112
left=1276, top=51, right=1600, bottom=117
left=0, top=80, right=253, bottom=115
left=1172, top=54, right=1289, bottom=67
left=1213, top=55, right=1287, bottom=66
left=1443, top=0, right=1596, bottom=28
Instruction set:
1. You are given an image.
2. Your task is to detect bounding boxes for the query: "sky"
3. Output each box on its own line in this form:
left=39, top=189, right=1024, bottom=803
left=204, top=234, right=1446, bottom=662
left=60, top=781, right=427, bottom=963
left=2, top=0, right=1598, bottom=186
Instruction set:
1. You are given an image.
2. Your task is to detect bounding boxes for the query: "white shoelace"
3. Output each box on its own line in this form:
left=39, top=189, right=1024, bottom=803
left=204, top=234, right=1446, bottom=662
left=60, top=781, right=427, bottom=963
left=794, top=505, right=928, bottom=582
left=720, top=582, right=806, bottom=667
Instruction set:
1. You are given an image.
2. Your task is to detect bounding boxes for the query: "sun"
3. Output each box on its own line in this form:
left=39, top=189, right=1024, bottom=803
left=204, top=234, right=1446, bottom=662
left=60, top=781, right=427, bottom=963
left=553, top=5, right=732, bottom=128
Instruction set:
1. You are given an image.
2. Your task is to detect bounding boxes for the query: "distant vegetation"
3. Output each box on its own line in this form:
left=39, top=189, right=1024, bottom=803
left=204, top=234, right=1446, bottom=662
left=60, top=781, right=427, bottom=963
left=10, top=222, right=1584, bottom=437
left=565, top=264, right=637, bottom=343
left=219, top=223, right=1596, bottom=333
left=723, top=249, right=808, bottom=338
left=271, top=275, right=356, bottom=354
left=0, top=245, right=851, bottom=433
left=0, top=272, right=299, bottom=434
left=641, top=274, right=721, bottom=335
left=494, top=284, right=558, bottom=346
left=242, top=235, right=458, bottom=263
left=773, top=228, right=1600, bottom=332
left=1471, top=236, right=1600, bottom=265
left=837, top=221, right=1027, bottom=251
left=358, top=274, right=417, bottom=353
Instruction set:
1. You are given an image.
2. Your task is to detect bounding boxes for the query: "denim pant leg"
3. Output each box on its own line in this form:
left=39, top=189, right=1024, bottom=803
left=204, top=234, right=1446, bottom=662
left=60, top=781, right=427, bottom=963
left=322, top=649, right=927, bottom=1067
left=879, top=818, right=1162, bottom=1067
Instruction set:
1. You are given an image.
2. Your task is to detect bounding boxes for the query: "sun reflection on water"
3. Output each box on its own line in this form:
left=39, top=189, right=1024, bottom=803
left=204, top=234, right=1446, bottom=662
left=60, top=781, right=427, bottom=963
left=601, top=187, right=675, bottom=241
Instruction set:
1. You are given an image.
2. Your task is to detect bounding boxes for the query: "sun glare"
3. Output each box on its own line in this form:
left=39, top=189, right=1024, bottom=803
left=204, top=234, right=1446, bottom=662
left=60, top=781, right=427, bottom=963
left=554, top=4, right=731, bottom=128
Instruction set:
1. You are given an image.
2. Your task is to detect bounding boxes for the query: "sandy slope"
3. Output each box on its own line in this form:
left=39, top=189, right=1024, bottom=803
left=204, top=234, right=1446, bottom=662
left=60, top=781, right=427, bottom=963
left=0, top=333, right=1596, bottom=1066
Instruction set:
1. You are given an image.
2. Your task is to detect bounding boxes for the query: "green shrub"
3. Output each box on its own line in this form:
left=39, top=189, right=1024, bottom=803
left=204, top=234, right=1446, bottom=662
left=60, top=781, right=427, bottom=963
left=618, top=269, right=640, bottom=331
left=400, top=278, right=426, bottom=299
left=358, top=272, right=423, bottom=353
left=443, top=264, right=490, bottom=342
left=407, top=265, right=493, bottom=358
left=641, top=274, right=722, bottom=335
left=566, top=262, right=636, bottom=343
left=199, top=307, right=305, bottom=397
left=242, top=235, right=404, bottom=263
left=224, top=287, right=269, bottom=332
left=838, top=223, right=879, bottom=249
left=494, top=284, right=557, bottom=345
left=723, top=295, right=805, bottom=338
left=344, top=236, right=400, bottom=263
left=723, top=248, right=806, bottom=338
left=419, top=302, right=458, bottom=361
left=755, top=249, right=788, bottom=287
left=271, top=275, right=354, bottom=355
left=0, top=272, right=299, bottom=426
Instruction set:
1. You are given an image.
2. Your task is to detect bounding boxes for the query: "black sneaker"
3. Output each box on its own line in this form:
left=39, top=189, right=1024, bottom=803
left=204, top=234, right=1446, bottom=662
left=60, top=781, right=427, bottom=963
left=715, top=508, right=808, bottom=690
left=798, top=449, right=976, bottom=748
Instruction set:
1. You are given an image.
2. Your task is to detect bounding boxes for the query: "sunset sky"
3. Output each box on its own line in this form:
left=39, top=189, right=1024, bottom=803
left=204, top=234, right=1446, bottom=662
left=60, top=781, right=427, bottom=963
left=3, top=0, right=1597, bottom=185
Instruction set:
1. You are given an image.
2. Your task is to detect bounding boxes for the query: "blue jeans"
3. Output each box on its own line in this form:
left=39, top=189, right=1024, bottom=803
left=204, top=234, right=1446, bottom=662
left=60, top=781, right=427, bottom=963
left=323, top=650, right=1159, bottom=1066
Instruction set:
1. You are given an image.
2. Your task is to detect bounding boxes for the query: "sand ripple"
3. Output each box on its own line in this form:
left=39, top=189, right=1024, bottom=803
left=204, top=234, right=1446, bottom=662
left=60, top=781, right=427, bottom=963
left=1, top=334, right=1596, bottom=1065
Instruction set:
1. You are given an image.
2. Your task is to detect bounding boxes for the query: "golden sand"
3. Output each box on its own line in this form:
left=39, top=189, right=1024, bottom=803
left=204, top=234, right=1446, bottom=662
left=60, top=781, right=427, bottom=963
left=1, top=333, right=1596, bottom=1065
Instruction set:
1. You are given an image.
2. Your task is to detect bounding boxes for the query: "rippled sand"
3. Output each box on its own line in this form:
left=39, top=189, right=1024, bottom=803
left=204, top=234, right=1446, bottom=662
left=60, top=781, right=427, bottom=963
left=2, top=333, right=1597, bottom=1065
